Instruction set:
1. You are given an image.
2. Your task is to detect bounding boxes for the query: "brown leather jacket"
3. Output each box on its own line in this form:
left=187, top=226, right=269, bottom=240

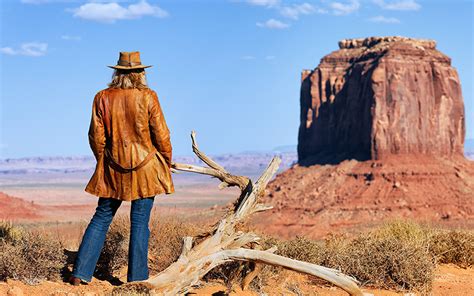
left=85, top=87, right=174, bottom=201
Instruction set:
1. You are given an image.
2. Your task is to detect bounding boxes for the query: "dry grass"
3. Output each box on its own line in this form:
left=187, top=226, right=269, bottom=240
left=253, top=220, right=473, bottom=294
left=322, top=221, right=435, bottom=292
left=64, top=218, right=474, bottom=293
left=0, top=221, right=66, bottom=284
left=148, top=214, right=202, bottom=273
left=0, top=217, right=472, bottom=295
left=429, top=229, right=474, bottom=268
left=96, top=214, right=201, bottom=278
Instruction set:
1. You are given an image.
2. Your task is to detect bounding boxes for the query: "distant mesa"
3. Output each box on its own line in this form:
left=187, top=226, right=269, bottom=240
left=252, top=37, right=474, bottom=239
left=298, top=36, right=465, bottom=165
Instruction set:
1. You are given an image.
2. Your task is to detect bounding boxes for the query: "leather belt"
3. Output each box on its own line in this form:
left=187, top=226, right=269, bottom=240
left=105, top=147, right=157, bottom=173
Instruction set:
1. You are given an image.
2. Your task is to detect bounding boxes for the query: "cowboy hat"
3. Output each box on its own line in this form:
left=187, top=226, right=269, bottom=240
left=108, top=51, right=152, bottom=70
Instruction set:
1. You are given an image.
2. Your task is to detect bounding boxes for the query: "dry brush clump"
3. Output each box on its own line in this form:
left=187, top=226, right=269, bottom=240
left=95, top=215, right=474, bottom=293
left=0, top=217, right=472, bottom=294
left=322, top=221, right=435, bottom=293
left=250, top=221, right=473, bottom=294
left=0, top=221, right=66, bottom=284
left=429, top=229, right=474, bottom=268
left=148, top=214, right=202, bottom=274
left=95, top=213, right=201, bottom=278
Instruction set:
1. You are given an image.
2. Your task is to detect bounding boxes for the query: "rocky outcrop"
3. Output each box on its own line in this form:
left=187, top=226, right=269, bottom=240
left=251, top=37, right=473, bottom=239
left=298, top=36, right=465, bottom=165
left=252, top=155, right=474, bottom=239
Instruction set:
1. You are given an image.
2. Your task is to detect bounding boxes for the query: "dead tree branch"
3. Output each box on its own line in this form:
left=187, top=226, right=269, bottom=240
left=113, top=131, right=364, bottom=296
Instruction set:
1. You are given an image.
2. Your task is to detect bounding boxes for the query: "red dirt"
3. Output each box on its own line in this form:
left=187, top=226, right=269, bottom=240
left=251, top=155, right=474, bottom=239
left=0, top=192, right=46, bottom=221
left=1, top=264, right=471, bottom=295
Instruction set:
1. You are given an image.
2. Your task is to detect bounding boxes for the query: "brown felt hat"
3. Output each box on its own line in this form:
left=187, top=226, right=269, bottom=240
left=108, top=51, right=152, bottom=70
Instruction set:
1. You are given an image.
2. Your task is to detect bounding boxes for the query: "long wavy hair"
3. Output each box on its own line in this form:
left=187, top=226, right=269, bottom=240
left=108, top=68, right=148, bottom=89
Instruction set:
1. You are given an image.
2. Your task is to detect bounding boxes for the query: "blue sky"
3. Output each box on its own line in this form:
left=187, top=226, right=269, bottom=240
left=0, top=0, right=472, bottom=158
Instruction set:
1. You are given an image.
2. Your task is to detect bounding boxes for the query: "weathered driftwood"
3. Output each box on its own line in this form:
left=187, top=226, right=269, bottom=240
left=114, top=131, right=364, bottom=296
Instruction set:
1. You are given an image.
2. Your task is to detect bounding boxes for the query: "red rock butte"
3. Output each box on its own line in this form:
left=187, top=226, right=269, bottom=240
left=298, top=36, right=465, bottom=165
left=252, top=37, right=473, bottom=239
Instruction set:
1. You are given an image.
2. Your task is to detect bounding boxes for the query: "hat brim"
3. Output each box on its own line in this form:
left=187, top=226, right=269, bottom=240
left=108, top=65, right=152, bottom=70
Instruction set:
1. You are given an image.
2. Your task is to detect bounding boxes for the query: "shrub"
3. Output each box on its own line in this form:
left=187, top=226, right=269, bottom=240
left=96, top=214, right=201, bottom=278
left=276, top=236, right=324, bottom=264
left=254, top=221, right=437, bottom=294
left=429, top=229, right=474, bottom=268
left=329, top=221, right=435, bottom=293
left=0, top=221, right=66, bottom=284
left=0, top=221, right=24, bottom=242
left=148, top=215, right=201, bottom=273
left=1, top=216, right=472, bottom=295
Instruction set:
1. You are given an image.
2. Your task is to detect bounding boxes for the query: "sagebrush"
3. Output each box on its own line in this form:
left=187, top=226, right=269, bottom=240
left=253, top=220, right=472, bottom=294
left=96, top=214, right=201, bottom=278
left=0, top=221, right=66, bottom=284
left=0, top=218, right=472, bottom=295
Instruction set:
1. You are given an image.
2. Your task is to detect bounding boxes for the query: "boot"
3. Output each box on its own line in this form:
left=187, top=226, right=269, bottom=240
left=68, top=275, right=83, bottom=286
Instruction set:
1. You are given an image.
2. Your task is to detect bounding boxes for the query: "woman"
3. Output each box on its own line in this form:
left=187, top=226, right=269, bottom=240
left=69, top=51, right=174, bottom=285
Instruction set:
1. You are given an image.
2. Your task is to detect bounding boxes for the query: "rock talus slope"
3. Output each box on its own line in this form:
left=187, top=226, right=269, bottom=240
left=252, top=37, right=473, bottom=238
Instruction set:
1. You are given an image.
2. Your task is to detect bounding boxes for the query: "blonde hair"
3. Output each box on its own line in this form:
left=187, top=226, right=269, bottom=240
left=108, top=69, right=148, bottom=89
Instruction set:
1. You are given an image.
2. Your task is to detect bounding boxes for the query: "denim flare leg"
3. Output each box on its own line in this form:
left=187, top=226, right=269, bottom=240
left=72, top=196, right=155, bottom=283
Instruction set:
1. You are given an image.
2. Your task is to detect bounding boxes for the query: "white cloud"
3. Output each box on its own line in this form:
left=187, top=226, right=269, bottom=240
left=373, top=0, right=421, bottom=11
left=61, top=35, right=82, bottom=41
left=0, top=42, right=48, bottom=57
left=246, top=0, right=280, bottom=7
left=243, top=1, right=327, bottom=29
left=71, top=0, right=169, bottom=23
left=330, top=0, right=360, bottom=15
left=279, top=3, right=327, bottom=20
left=368, top=15, right=400, bottom=23
left=265, top=55, right=276, bottom=60
left=256, top=18, right=290, bottom=29
left=0, top=47, right=17, bottom=55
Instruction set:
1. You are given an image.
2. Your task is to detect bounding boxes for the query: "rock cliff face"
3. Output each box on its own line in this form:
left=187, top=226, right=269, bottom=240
left=251, top=37, right=473, bottom=239
left=298, top=36, right=465, bottom=165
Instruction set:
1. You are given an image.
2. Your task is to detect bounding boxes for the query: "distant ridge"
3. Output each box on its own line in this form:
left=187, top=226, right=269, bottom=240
left=0, top=149, right=297, bottom=175
left=0, top=192, right=45, bottom=220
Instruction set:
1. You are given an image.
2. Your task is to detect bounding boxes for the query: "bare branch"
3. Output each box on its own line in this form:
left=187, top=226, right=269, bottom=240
left=220, top=248, right=363, bottom=296
left=190, top=130, right=227, bottom=172
left=177, top=237, right=193, bottom=264
left=172, top=162, right=249, bottom=190
left=233, top=156, right=281, bottom=220
left=113, top=131, right=363, bottom=296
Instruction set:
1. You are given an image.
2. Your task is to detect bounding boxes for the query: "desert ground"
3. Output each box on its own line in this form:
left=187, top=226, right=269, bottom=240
left=0, top=152, right=473, bottom=295
left=1, top=264, right=473, bottom=296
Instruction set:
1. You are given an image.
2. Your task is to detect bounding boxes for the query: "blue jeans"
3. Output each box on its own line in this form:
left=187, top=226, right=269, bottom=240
left=72, top=196, right=155, bottom=283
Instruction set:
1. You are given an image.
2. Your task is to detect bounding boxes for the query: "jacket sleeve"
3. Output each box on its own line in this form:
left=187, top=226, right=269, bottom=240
left=148, top=90, right=172, bottom=168
left=88, top=92, right=106, bottom=161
